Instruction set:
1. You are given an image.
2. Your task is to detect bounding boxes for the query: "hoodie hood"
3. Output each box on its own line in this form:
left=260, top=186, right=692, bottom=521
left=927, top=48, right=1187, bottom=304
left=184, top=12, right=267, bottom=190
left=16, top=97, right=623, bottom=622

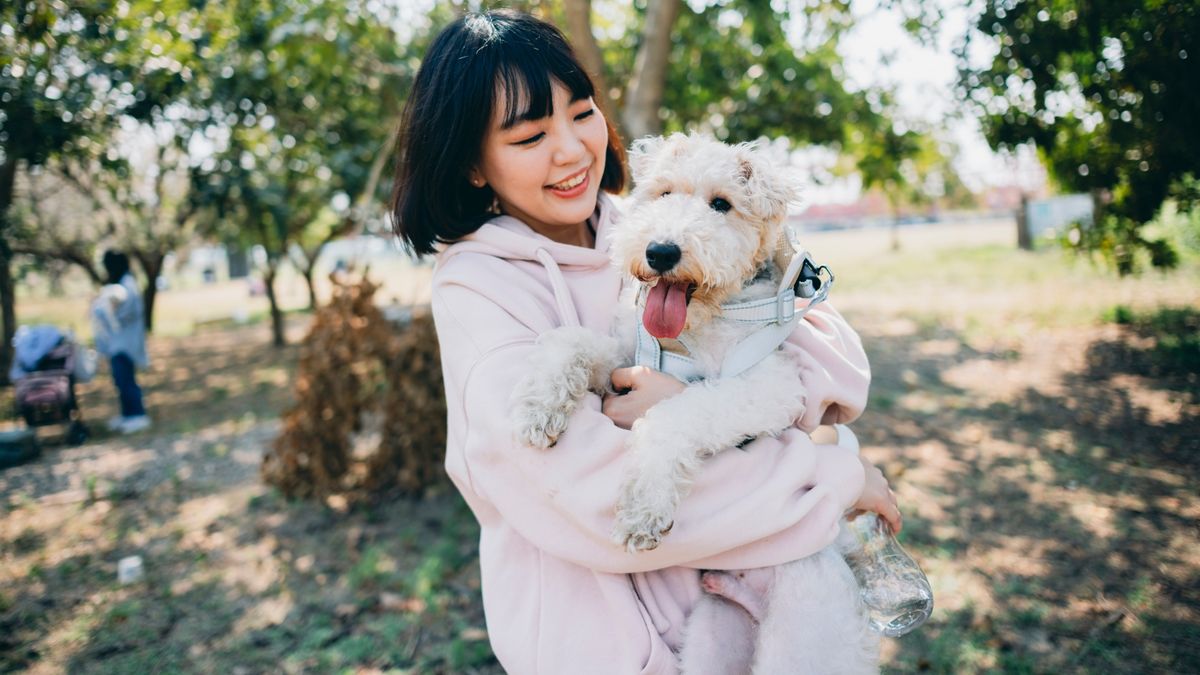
left=436, top=193, right=621, bottom=329
left=437, top=192, right=619, bottom=270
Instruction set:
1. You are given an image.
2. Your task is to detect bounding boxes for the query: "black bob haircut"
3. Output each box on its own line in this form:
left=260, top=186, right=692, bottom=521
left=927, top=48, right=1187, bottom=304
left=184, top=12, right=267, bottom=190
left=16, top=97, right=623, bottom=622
left=390, top=9, right=627, bottom=256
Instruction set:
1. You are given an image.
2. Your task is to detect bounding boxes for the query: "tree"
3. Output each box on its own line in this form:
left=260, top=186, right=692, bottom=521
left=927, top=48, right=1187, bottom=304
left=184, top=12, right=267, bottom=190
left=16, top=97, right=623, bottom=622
left=190, top=0, right=411, bottom=346
left=959, top=0, right=1200, bottom=273
left=8, top=167, right=107, bottom=286
left=555, top=0, right=870, bottom=147
left=1, top=1, right=188, bottom=378
left=11, top=130, right=201, bottom=332
left=287, top=134, right=393, bottom=311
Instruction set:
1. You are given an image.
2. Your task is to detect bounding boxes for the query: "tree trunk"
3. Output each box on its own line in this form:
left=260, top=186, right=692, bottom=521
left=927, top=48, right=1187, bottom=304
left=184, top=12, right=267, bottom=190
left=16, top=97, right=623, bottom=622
left=303, top=259, right=318, bottom=311
left=290, top=244, right=321, bottom=311
left=0, top=160, right=18, bottom=385
left=263, top=262, right=286, bottom=348
left=622, top=0, right=682, bottom=140
left=561, top=0, right=620, bottom=133
left=1016, top=193, right=1032, bottom=250
left=134, top=250, right=166, bottom=333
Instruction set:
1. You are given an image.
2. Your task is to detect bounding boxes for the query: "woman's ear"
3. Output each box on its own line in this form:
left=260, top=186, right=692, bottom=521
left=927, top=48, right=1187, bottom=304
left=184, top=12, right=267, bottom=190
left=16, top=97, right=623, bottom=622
left=467, top=167, right=486, bottom=188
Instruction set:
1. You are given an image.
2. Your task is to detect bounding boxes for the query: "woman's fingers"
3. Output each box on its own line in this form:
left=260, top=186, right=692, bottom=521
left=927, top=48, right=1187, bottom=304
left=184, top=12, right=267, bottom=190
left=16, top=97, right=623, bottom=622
left=884, top=502, right=903, bottom=534
left=609, top=365, right=651, bottom=392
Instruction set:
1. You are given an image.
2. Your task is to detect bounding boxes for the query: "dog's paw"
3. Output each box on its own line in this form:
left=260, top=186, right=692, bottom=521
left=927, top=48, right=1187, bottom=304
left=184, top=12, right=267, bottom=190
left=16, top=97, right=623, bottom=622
left=612, top=477, right=678, bottom=552
left=613, top=511, right=674, bottom=553
left=512, top=401, right=570, bottom=450
left=699, top=570, right=730, bottom=596
left=510, top=370, right=580, bottom=449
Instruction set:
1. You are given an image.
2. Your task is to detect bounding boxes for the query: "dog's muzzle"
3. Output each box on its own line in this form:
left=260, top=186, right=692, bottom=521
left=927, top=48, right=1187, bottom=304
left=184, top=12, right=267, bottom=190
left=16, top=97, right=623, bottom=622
left=645, top=241, right=682, bottom=273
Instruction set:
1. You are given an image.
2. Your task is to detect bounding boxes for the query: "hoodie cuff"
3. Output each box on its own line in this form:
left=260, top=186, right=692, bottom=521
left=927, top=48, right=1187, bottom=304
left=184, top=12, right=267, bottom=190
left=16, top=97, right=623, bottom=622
left=813, top=441, right=866, bottom=513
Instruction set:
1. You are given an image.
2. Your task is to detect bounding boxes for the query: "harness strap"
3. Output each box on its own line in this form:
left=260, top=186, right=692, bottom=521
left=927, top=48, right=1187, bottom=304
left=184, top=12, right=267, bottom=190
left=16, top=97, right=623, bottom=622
left=634, top=251, right=833, bottom=381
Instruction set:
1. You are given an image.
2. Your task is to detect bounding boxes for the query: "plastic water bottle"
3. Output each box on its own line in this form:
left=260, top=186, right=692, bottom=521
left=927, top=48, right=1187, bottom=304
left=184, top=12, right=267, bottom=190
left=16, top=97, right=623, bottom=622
left=843, top=513, right=934, bottom=637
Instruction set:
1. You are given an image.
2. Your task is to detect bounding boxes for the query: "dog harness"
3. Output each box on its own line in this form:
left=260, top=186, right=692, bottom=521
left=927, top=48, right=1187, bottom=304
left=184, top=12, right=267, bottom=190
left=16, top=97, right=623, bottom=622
left=634, top=251, right=834, bottom=381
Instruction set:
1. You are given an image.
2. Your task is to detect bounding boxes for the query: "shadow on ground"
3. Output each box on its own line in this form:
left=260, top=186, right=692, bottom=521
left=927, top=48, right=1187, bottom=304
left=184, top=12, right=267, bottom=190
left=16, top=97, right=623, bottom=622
left=3, top=307, right=1197, bottom=673
left=1, top=316, right=498, bottom=674
left=856, top=306, right=1200, bottom=673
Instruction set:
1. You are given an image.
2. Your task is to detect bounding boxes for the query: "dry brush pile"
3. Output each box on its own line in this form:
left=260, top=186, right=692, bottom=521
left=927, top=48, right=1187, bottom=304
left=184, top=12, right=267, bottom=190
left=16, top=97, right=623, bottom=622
left=262, top=277, right=446, bottom=499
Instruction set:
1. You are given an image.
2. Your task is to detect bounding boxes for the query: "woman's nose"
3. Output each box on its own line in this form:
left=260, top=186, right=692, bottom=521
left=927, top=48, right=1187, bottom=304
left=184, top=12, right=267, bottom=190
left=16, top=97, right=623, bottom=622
left=552, top=126, right=587, bottom=165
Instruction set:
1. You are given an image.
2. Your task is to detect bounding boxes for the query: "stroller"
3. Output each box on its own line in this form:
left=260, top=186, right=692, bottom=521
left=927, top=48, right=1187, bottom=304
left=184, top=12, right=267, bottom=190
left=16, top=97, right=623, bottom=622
left=10, top=325, right=93, bottom=447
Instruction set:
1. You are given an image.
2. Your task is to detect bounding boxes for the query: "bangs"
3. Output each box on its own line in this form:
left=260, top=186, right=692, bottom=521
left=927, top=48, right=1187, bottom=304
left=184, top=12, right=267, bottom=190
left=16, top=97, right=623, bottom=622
left=495, top=47, right=594, bottom=129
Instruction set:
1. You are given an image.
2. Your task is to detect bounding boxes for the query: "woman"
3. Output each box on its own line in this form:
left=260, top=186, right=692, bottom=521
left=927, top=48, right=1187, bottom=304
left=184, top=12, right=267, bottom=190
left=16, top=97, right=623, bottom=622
left=390, top=10, right=897, bottom=673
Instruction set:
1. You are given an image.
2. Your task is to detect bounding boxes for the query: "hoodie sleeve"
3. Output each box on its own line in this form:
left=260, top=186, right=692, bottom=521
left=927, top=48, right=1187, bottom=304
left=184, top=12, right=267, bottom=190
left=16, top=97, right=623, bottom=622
left=782, top=301, right=871, bottom=431
left=434, top=277, right=869, bottom=576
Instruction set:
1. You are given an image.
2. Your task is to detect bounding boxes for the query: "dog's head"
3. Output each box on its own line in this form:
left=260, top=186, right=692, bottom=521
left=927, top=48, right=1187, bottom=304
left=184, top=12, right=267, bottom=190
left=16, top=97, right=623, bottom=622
left=611, top=133, right=798, bottom=338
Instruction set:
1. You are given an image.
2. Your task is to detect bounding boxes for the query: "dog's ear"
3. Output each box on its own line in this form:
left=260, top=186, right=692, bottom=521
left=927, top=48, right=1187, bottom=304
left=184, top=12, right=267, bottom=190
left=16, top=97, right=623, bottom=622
left=628, top=135, right=667, bottom=185
left=771, top=226, right=798, bottom=278
left=735, top=148, right=798, bottom=224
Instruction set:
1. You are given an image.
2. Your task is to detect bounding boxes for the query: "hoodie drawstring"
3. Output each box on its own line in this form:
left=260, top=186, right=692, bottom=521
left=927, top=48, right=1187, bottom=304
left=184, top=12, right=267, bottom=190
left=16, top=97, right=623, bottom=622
left=535, top=248, right=581, bottom=329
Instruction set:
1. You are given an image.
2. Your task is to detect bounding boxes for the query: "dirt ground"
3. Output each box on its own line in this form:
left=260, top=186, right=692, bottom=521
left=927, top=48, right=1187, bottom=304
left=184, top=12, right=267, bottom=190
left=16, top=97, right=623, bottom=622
left=1, top=221, right=1197, bottom=673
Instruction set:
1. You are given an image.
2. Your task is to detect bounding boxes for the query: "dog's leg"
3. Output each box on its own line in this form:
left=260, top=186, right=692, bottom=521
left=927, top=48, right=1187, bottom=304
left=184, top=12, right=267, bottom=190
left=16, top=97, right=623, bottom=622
left=614, top=352, right=806, bottom=551
left=700, top=569, right=774, bottom=624
left=511, top=326, right=622, bottom=449
left=750, top=552, right=879, bottom=675
left=679, top=595, right=758, bottom=675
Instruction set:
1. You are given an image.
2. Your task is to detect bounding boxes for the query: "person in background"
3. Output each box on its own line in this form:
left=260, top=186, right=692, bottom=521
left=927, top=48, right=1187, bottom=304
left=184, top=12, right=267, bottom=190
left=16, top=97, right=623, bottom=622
left=92, top=250, right=151, bottom=434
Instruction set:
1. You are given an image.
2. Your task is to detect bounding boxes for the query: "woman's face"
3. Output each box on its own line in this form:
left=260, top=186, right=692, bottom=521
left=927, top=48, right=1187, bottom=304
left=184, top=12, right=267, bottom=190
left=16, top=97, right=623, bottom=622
left=473, top=81, right=608, bottom=245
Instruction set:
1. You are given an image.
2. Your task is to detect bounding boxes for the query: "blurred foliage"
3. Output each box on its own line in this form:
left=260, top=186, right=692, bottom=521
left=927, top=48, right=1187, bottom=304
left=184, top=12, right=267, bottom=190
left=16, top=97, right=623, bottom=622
left=657, top=1, right=861, bottom=146
left=520, top=0, right=965, bottom=212
left=579, top=0, right=874, bottom=147
left=1062, top=175, right=1200, bottom=274
left=186, top=0, right=417, bottom=343
left=960, top=0, right=1199, bottom=273
left=1, top=0, right=209, bottom=369
left=0, top=0, right=193, bottom=169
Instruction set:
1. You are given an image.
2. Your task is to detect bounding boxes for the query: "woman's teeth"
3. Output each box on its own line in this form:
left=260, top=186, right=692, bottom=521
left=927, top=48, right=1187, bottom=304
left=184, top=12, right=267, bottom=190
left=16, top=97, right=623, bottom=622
left=550, top=172, right=586, bottom=190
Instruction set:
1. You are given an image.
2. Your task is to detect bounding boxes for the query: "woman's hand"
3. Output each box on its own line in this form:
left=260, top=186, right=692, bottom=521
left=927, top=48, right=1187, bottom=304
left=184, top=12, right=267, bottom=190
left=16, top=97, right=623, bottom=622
left=601, top=366, right=687, bottom=430
left=852, top=455, right=903, bottom=533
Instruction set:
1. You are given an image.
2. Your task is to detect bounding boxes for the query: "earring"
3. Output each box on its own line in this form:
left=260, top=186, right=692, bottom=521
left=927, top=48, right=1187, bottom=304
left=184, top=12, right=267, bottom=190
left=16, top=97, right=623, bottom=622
left=472, top=178, right=485, bottom=188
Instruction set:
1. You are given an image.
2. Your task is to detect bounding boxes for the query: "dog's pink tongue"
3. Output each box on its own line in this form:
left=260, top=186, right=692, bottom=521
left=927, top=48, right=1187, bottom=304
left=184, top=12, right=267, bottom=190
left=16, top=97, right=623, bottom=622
left=643, top=281, right=689, bottom=339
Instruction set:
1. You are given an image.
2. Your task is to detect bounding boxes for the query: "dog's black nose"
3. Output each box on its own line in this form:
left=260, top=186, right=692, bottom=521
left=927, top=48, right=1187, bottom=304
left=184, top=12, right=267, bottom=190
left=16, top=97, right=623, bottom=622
left=645, top=242, right=682, bottom=272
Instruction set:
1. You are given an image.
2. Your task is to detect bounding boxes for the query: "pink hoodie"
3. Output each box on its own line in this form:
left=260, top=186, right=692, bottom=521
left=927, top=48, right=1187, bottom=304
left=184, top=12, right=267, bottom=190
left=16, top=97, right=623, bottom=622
left=431, top=194, right=870, bottom=674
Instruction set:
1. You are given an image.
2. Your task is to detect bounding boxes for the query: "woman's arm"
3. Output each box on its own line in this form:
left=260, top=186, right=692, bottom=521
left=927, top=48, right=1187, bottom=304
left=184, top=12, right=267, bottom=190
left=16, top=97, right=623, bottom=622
left=436, top=280, right=869, bottom=576
left=781, top=301, right=871, bottom=431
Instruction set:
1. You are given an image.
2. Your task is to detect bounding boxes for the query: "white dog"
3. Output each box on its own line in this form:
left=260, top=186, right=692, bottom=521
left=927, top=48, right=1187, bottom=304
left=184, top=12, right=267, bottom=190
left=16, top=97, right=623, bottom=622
left=512, top=133, right=878, bottom=674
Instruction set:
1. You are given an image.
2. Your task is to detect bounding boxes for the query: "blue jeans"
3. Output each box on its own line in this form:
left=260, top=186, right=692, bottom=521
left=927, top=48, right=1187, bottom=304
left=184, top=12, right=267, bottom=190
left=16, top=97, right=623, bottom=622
left=111, top=353, right=146, bottom=417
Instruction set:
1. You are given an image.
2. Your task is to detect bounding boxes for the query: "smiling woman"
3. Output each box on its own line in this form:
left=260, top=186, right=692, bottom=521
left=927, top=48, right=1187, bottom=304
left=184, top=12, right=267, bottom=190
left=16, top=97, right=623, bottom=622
left=386, top=9, right=876, bottom=675
left=468, top=83, right=609, bottom=247
left=389, top=9, right=626, bottom=256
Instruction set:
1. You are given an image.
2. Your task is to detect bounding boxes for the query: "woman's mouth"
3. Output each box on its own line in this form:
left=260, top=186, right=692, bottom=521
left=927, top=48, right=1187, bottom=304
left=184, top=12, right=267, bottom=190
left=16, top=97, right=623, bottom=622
left=547, top=167, right=590, bottom=197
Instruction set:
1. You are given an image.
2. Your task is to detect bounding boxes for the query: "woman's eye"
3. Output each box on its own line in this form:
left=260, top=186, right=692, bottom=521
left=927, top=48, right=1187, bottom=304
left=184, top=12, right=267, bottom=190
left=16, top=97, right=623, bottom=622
left=660, top=190, right=672, bottom=198
left=514, top=132, right=544, bottom=146
left=574, top=108, right=595, bottom=121
left=710, top=197, right=732, bottom=213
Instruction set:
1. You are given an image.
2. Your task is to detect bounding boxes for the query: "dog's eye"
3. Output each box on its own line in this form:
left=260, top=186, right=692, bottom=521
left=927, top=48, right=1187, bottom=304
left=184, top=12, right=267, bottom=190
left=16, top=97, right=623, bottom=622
left=709, top=197, right=732, bottom=213
left=660, top=190, right=672, bottom=198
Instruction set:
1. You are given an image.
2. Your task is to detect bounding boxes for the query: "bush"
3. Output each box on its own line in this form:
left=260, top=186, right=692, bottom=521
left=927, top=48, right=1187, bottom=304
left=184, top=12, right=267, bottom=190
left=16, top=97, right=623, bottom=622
left=261, top=277, right=446, bottom=499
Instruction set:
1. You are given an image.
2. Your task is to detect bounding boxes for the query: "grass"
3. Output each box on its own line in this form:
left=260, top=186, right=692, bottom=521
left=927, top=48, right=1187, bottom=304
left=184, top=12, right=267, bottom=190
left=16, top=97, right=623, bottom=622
left=2, top=220, right=1197, bottom=673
